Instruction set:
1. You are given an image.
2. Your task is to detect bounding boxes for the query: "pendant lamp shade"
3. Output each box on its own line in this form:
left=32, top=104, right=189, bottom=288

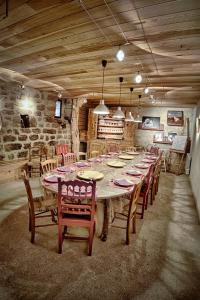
left=93, top=60, right=109, bottom=115
left=125, top=87, right=134, bottom=122
left=113, top=77, right=125, bottom=119
left=93, top=99, right=109, bottom=115
left=125, top=111, right=134, bottom=122
left=113, top=106, right=125, bottom=119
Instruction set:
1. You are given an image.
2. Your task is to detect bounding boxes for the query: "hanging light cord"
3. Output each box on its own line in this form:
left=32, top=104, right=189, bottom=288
left=102, top=66, right=105, bottom=99
left=119, top=82, right=121, bottom=106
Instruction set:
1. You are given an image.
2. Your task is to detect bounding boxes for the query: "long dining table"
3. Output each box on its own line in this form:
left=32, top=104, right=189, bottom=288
left=41, top=151, right=158, bottom=241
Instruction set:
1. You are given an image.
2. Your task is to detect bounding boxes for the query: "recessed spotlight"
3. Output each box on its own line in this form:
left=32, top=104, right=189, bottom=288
left=135, top=72, right=142, bottom=84
left=116, top=48, right=125, bottom=62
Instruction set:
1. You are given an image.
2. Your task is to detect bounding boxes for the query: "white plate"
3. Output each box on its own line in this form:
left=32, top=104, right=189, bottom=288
left=114, top=178, right=134, bottom=187
left=107, top=160, right=126, bottom=168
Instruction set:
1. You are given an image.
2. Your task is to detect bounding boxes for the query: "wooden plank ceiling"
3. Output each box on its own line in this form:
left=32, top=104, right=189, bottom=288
left=0, top=0, right=200, bottom=107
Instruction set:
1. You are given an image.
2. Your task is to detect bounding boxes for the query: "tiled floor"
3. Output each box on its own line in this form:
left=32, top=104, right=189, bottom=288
left=0, top=173, right=200, bottom=300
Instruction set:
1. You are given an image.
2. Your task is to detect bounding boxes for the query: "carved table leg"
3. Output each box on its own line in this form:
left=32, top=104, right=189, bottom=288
left=100, top=198, right=110, bottom=241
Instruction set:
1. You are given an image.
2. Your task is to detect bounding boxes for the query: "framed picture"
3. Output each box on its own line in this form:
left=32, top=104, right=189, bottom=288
left=139, top=116, right=163, bottom=130
left=168, top=132, right=177, bottom=142
left=167, top=111, right=184, bottom=126
left=154, top=132, right=164, bottom=142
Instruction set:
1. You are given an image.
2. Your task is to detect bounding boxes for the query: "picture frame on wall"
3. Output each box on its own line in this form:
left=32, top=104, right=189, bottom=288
left=138, top=116, right=164, bottom=131
left=168, top=132, right=177, bottom=142
left=154, top=132, right=164, bottom=142
left=167, top=111, right=184, bottom=126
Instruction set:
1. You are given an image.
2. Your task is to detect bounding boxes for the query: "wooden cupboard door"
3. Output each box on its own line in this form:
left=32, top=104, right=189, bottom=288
left=87, top=109, right=98, bottom=140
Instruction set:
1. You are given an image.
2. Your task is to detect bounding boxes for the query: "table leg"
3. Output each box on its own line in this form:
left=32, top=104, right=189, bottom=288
left=100, top=198, right=109, bottom=241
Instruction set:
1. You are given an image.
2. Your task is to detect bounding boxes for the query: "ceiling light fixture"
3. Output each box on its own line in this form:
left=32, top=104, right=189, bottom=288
left=134, top=95, right=142, bottom=123
left=144, top=86, right=149, bottom=94
left=125, top=87, right=134, bottom=122
left=93, top=60, right=109, bottom=115
left=58, top=92, right=62, bottom=98
left=116, top=46, right=125, bottom=62
left=135, top=71, right=142, bottom=84
left=113, top=77, right=125, bottom=119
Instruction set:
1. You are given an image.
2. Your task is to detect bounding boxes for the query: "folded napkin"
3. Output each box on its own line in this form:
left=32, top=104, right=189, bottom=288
left=57, top=166, right=73, bottom=172
left=141, top=159, right=153, bottom=164
left=44, top=175, right=60, bottom=183
left=114, top=178, right=134, bottom=187
left=126, top=169, right=142, bottom=176
left=74, top=161, right=89, bottom=167
left=134, top=163, right=149, bottom=169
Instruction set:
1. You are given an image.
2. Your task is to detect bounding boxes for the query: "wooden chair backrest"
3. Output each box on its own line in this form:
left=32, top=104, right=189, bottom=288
left=57, top=179, right=96, bottom=221
left=41, top=159, right=57, bottom=174
left=23, top=174, right=35, bottom=214
left=63, top=153, right=77, bottom=165
left=150, top=146, right=160, bottom=156
left=55, top=144, right=69, bottom=155
left=128, top=178, right=144, bottom=216
left=107, top=142, right=119, bottom=153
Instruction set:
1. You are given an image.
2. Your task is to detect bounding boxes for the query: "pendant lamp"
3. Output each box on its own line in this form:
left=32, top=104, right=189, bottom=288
left=116, top=46, right=125, bottom=62
left=125, top=87, right=134, bottom=122
left=113, top=77, right=125, bottom=119
left=134, top=94, right=142, bottom=123
left=93, top=60, right=109, bottom=115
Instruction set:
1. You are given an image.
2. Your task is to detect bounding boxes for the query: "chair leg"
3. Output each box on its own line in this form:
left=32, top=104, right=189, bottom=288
left=132, top=215, right=136, bottom=234
left=29, top=210, right=31, bottom=232
left=88, top=223, right=95, bottom=256
left=30, top=216, right=35, bottom=244
left=126, top=217, right=131, bottom=245
left=58, top=224, right=63, bottom=254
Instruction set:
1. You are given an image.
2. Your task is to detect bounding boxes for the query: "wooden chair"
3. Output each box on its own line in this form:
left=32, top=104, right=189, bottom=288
left=41, top=159, right=57, bottom=174
left=26, top=146, right=47, bottom=177
left=23, top=174, right=57, bottom=243
left=55, top=144, right=69, bottom=166
left=90, top=142, right=103, bottom=158
left=106, top=142, right=119, bottom=153
left=150, top=160, right=162, bottom=204
left=111, top=180, right=144, bottom=245
left=150, top=145, right=160, bottom=156
left=57, top=179, right=96, bottom=255
left=62, top=152, right=77, bottom=165
left=137, top=164, right=155, bottom=218
left=126, top=146, right=137, bottom=152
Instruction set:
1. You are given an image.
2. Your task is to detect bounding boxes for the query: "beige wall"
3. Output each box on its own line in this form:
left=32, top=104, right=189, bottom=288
left=190, top=101, right=200, bottom=220
left=131, top=106, right=196, bottom=149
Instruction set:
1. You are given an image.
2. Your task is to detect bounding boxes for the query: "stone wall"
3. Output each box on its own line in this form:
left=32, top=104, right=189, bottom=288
left=0, top=80, right=71, bottom=161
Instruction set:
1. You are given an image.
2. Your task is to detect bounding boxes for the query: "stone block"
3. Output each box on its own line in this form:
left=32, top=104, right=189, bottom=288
left=32, top=128, right=41, bottom=134
left=33, top=141, right=45, bottom=147
left=18, top=135, right=27, bottom=141
left=24, top=143, right=31, bottom=149
left=49, top=140, right=57, bottom=146
left=40, top=135, right=44, bottom=140
left=4, top=143, right=22, bottom=151
left=21, top=128, right=31, bottom=133
left=37, top=104, right=45, bottom=111
left=18, top=151, right=28, bottom=158
left=29, top=134, right=39, bottom=141
left=29, top=117, right=37, bottom=127
left=4, top=102, right=14, bottom=109
left=8, top=153, right=15, bottom=160
left=3, top=135, right=16, bottom=142
left=43, top=128, right=56, bottom=134
left=35, top=111, right=42, bottom=116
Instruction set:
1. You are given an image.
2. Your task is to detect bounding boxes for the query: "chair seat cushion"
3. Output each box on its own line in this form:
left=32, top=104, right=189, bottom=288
left=34, top=196, right=56, bottom=211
